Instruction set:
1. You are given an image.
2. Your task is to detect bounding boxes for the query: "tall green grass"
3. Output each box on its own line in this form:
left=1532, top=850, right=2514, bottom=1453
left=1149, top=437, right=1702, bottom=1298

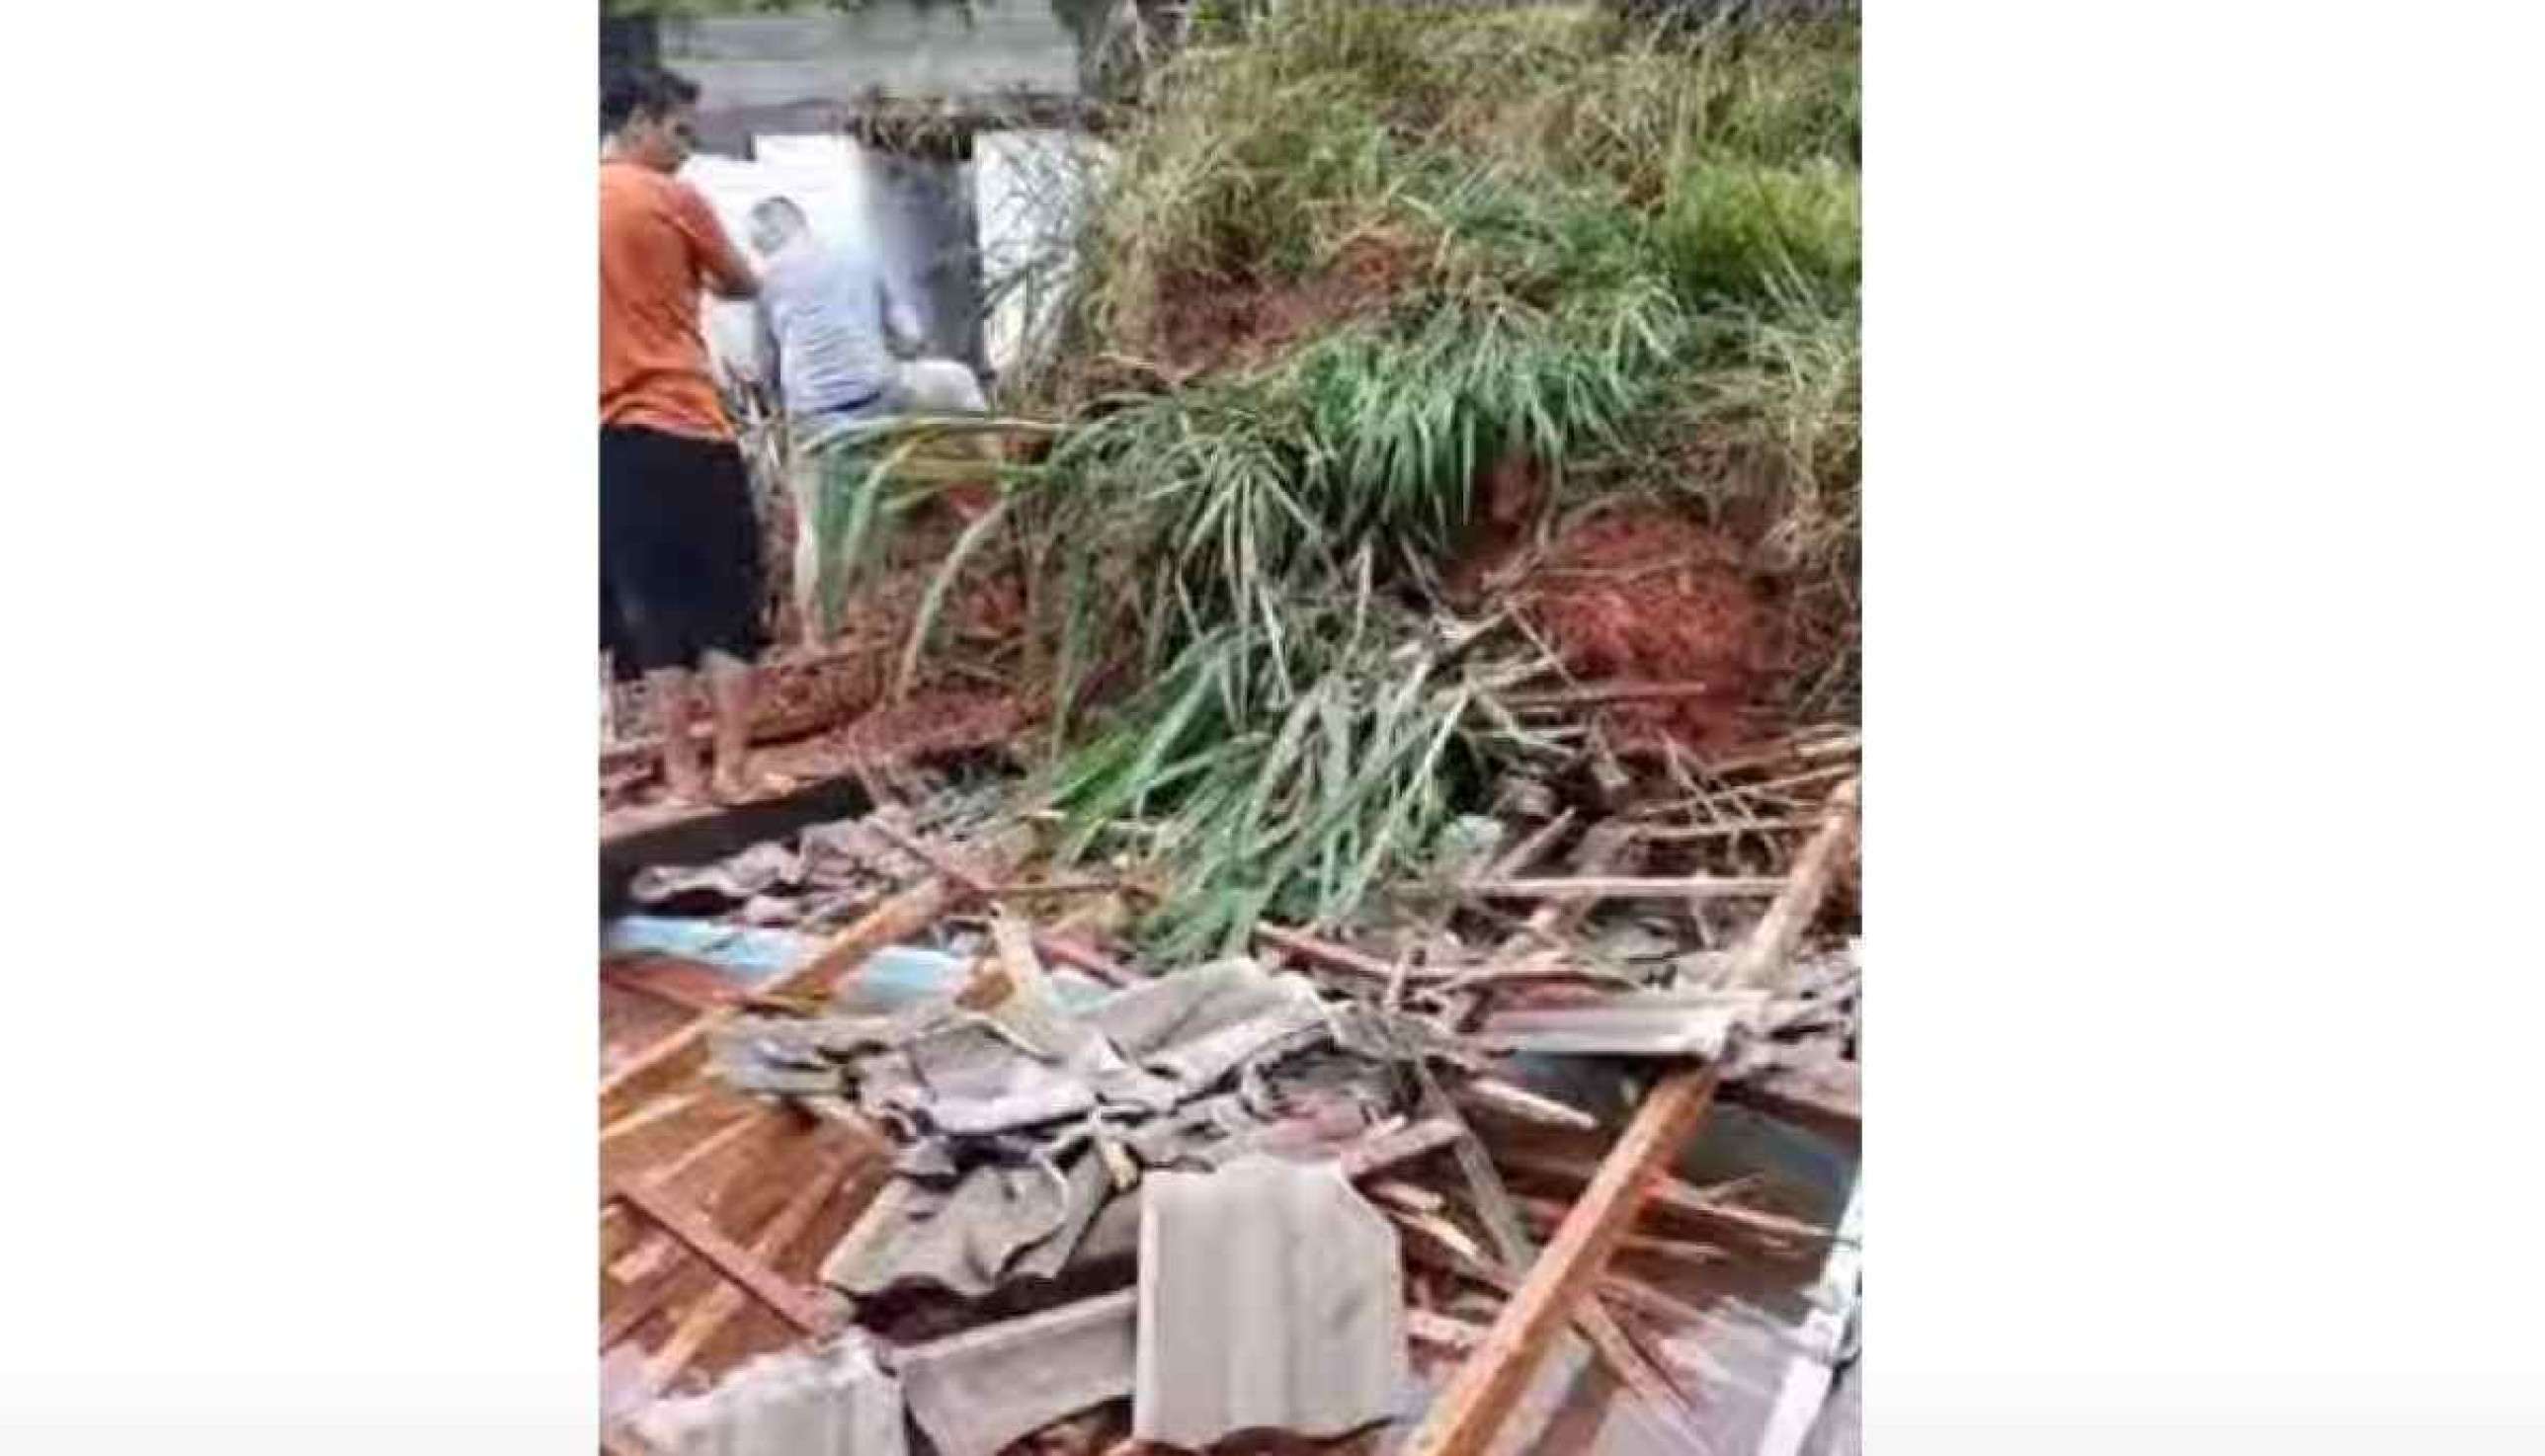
left=875, top=1, right=1862, bottom=951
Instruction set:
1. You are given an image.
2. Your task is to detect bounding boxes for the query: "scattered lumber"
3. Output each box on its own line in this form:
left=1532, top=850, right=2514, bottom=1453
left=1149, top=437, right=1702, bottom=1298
left=607, top=1173, right=843, bottom=1342
left=1456, top=1077, right=1600, bottom=1132
left=1726, top=1054, right=1862, bottom=1138
left=1724, top=777, right=1860, bottom=992
left=1402, top=1066, right=1722, bottom=1456
left=601, top=957, right=749, bottom=1015
left=1401, top=779, right=1859, bottom=1455
left=1464, top=874, right=1786, bottom=901
left=643, top=1152, right=864, bottom=1385
left=1256, top=923, right=1401, bottom=984
left=1494, top=1146, right=1834, bottom=1247
left=1504, top=681, right=1716, bottom=710
left=863, top=819, right=1139, bottom=986
left=599, top=829, right=1022, bottom=1129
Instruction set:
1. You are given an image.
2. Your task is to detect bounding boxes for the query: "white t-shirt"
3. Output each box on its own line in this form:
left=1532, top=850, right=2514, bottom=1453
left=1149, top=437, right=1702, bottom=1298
left=755, top=238, right=921, bottom=421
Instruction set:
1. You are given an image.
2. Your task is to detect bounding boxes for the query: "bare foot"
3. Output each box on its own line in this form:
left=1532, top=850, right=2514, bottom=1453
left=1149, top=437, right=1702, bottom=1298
left=710, top=764, right=798, bottom=806
left=662, top=758, right=711, bottom=806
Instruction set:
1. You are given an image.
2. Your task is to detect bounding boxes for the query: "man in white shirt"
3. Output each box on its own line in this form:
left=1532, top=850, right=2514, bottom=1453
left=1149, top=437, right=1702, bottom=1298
left=746, top=195, right=993, bottom=644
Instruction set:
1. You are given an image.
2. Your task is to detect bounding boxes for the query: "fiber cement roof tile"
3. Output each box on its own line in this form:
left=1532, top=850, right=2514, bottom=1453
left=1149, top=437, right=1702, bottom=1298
left=1133, top=1157, right=1410, bottom=1447
left=630, top=1334, right=907, bottom=1456
left=893, top=1288, right=1138, bottom=1456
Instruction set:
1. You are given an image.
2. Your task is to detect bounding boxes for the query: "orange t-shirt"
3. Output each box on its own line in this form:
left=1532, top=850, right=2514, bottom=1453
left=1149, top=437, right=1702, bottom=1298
left=600, top=160, right=742, bottom=441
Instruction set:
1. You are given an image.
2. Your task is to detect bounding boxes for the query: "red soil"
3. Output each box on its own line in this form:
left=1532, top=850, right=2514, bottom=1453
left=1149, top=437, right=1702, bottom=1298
left=1460, top=495, right=1781, bottom=759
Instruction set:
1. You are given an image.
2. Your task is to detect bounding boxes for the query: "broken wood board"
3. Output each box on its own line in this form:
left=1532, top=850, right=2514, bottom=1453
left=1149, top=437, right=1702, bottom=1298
left=1401, top=1065, right=1721, bottom=1456
left=599, top=829, right=1024, bottom=1129
left=1402, top=781, right=1859, bottom=1454
left=643, top=1152, right=866, bottom=1385
left=1465, top=874, right=1787, bottom=902
left=609, top=1173, right=843, bottom=1341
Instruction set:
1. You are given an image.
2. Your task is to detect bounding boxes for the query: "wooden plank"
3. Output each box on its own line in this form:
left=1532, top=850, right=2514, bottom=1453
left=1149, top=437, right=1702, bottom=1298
left=644, top=1153, right=864, bottom=1385
left=1465, top=874, right=1787, bottom=902
left=1338, top=1117, right=1465, bottom=1179
left=1485, top=805, right=1575, bottom=873
left=597, top=837, right=1010, bottom=1128
left=603, top=1104, right=798, bottom=1278
left=608, top=1174, right=842, bottom=1340
left=1726, top=777, right=1860, bottom=992
left=1401, top=1065, right=1721, bottom=1456
left=1394, top=1223, right=1711, bottom=1428
left=1503, top=680, right=1716, bottom=710
left=863, top=820, right=1137, bottom=985
left=1495, top=1145, right=1834, bottom=1246
left=1456, top=1077, right=1599, bottom=1132
left=1725, top=1055, right=1861, bottom=1141
left=601, top=957, right=748, bottom=1014
left=599, top=1244, right=700, bottom=1353
left=1513, top=1196, right=1725, bottom=1269
left=1403, top=782, right=1861, bottom=1455
left=1406, top=1308, right=1492, bottom=1351
left=598, top=1089, right=710, bottom=1147
left=1256, top=924, right=1400, bottom=983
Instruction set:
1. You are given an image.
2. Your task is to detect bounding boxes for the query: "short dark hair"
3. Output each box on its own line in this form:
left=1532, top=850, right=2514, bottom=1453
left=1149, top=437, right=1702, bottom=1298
left=601, top=66, right=699, bottom=136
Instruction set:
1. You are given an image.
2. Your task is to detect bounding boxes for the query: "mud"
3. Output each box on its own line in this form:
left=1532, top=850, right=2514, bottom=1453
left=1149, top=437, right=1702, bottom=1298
left=1152, top=231, right=1419, bottom=378
left=1463, top=503, right=1782, bottom=759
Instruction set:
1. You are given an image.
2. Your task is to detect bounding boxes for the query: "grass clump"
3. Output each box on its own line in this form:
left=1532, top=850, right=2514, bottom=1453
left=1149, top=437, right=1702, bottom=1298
left=1049, top=593, right=1571, bottom=959
left=838, top=1, right=1861, bottom=952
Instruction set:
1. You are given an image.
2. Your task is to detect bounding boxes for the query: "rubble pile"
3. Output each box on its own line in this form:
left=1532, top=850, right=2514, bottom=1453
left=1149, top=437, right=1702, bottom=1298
left=600, top=745, right=1860, bottom=1456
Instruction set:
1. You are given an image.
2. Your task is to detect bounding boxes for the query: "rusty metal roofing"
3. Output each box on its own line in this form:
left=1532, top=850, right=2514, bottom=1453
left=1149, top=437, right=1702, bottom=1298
left=1132, top=1157, right=1411, bottom=1446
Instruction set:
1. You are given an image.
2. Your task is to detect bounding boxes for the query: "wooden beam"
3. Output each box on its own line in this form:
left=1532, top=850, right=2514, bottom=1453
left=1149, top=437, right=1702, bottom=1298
left=1456, top=1077, right=1600, bottom=1132
left=598, top=834, right=1015, bottom=1128
left=1725, top=777, right=1860, bottom=992
left=1394, top=1222, right=1713, bottom=1436
left=1338, top=1117, right=1465, bottom=1179
left=1406, top=1308, right=1492, bottom=1351
left=1479, top=809, right=1578, bottom=882
left=1402, top=781, right=1860, bottom=1454
left=608, top=1175, right=842, bottom=1341
left=1504, top=680, right=1717, bottom=709
left=1513, top=1196, right=1725, bottom=1269
left=1402, top=1066, right=1720, bottom=1456
left=603, top=1103, right=797, bottom=1276
left=1256, top=924, right=1400, bottom=983
left=1465, top=874, right=1787, bottom=902
left=644, top=1154, right=864, bottom=1385
left=1724, top=1056, right=1861, bottom=1142
left=601, top=957, right=748, bottom=1014
left=863, top=820, right=1138, bottom=985
left=1494, top=1146, right=1834, bottom=1246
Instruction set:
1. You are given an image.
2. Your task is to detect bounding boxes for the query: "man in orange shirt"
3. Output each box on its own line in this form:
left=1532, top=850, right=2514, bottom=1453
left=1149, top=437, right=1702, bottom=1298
left=600, top=67, right=781, bottom=805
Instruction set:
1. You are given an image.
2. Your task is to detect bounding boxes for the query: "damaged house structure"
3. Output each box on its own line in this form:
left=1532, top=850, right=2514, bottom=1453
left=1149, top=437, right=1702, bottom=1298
left=601, top=4, right=1863, bottom=1453
left=602, top=765, right=1863, bottom=1456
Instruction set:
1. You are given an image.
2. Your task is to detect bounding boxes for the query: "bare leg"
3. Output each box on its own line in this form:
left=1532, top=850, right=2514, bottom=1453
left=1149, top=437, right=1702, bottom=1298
left=646, top=666, right=707, bottom=803
left=703, top=650, right=777, bottom=803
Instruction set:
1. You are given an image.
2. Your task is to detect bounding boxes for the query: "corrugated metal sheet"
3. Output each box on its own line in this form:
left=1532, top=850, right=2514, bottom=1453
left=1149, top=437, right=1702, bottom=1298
left=1133, top=1158, right=1411, bottom=1446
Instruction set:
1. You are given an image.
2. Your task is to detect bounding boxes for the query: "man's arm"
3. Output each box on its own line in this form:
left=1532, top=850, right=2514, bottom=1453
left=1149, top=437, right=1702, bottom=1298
left=672, top=183, right=759, bottom=301
left=752, top=297, right=781, bottom=395
left=877, top=271, right=924, bottom=359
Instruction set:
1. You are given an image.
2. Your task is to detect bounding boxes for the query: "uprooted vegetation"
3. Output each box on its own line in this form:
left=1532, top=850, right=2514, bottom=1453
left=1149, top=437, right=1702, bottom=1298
left=816, top=1, right=1860, bottom=957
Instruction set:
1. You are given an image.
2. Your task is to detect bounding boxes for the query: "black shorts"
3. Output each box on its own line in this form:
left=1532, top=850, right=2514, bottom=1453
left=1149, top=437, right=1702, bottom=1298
left=600, top=424, right=769, bottom=682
